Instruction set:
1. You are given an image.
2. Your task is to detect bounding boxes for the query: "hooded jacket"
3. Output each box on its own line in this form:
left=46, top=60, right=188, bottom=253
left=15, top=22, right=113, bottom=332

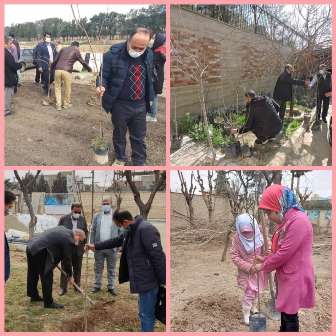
left=152, top=33, right=166, bottom=95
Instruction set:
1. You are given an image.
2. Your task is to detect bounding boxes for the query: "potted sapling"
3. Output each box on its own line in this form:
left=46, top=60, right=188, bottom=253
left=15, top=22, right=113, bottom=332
left=91, top=131, right=109, bottom=165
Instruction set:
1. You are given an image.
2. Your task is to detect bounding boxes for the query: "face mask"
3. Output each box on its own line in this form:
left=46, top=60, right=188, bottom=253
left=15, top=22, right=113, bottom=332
left=45, top=37, right=51, bottom=43
left=319, top=70, right=326, bottom=75
left=72, top=213, right=80, bottom=220
left=102, top=205, right=111, bottom=213
left=148, top=39, right=154, bottom=48
left=128, top=47, right=145, bottom=58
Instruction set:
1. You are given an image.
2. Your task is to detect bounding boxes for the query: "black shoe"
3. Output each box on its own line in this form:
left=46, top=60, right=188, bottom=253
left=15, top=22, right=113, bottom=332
left=322, top=118, right=327, bottom=123
left=59, top=289, right=67, bottom=296
left=91, top=288, right=101, bottom=293
left=108, top=288, right=117, bottom=296
left=44, top=302, right=64, bottom=309
left=30, top=296, right=43, bottom=302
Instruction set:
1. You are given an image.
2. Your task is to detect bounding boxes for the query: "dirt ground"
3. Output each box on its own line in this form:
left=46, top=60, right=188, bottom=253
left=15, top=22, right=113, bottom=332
left=171, top=236, right=332, bottom=332
left=171, top=109, right=332, bottom=166
left=5, top=72, right=166, bottom=166
left=5, top=249, right=165, bottom=332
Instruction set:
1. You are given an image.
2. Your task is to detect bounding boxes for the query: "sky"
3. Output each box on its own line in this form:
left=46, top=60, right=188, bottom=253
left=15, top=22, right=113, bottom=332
left=170, top=170, right=332, bottom=199
left=5, top=5, right=148, bottom=26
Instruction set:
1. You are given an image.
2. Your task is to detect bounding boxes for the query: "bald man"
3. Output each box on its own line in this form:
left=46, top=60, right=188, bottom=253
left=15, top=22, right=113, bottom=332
left=97, top=28, right=155, bottom=166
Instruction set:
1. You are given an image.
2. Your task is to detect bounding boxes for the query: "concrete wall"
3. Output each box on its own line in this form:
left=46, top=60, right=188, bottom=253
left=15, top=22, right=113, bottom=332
left=170, top=192, right=232, bottom=230
left=171, top=7, right=294, bottom=117
left=21, top=191, right=166, bottom=221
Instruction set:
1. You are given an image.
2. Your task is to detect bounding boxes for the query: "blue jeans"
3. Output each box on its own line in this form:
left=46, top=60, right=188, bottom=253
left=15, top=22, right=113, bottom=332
left=149, top=95, right=158, bottom=118
left=138, top=286, right=159, bottom=332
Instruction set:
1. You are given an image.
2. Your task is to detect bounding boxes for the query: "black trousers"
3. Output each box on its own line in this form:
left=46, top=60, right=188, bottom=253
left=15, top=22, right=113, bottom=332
left=60, top=252, right=83, bottom=291
left=111, top=100, right=147, bottom=165
left=41, top=68, right=51, bottom=95
left=26, top=249, right=54, bottom=306
left=316, top=95, right=330, bottom=121
left=35, top=67, right=41, bottom=83
left=277, top=100, right=287, bottom=122
left=279, top=312, right=299, bottom=332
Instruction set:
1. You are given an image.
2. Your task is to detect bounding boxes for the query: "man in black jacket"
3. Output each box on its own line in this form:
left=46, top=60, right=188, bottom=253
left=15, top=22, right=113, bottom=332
left=58, top=203, right=88, bottom=296
left=273, top=64, right=308, bottom=122
left=308, top=64, right=332, bottom=125
left=26, top=226, right=86, bottom=309
left=232, top=90, right=282, bottom=145
left=5, top=36, right=22, bottom=116
left=5, top=190, right=16, bottom=283
left=86, top=210, right=165, bottom=332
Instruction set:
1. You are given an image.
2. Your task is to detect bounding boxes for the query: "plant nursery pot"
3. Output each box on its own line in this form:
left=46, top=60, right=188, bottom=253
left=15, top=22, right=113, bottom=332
left=222, top=126, right=232, bottom=136
left=249, top=313, right=267, bottom=332
left=93, top=148, right=109, bottom=165
left=224, top=141, right=241, bottom=158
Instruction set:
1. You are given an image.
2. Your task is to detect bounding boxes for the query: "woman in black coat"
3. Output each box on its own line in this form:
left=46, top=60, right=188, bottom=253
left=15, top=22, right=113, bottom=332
left=148, top=33, right=166, bottom=122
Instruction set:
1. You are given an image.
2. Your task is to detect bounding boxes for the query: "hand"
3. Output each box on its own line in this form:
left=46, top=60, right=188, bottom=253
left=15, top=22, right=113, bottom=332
left=96, top=86, right=105, bottom=97
left=254, top=255, right=265, bottom=263
left=304, top=80, right=310, bottom=87
left=254, top=263, right=263, bottom=272
left=85, top=243, right=95, bottom=252
left=68, top=276, right=74, bottom=285
left=38, top=67, right=43, bottom=72
left=231, top=128, right=238, bottom=135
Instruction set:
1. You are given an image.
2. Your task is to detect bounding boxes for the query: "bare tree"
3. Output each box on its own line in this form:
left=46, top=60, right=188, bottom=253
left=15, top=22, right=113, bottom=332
left=194, top=171, right=216, bottom=225
left=125, top=171, right=166, bottom=219
left=177, top=171, right=196, bottom=225
left=111, top=172, right=123, bottom=211
left=14, top=170, right=41, bottom=239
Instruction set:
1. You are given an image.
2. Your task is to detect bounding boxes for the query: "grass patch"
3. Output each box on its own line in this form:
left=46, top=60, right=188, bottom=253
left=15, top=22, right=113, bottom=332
left=5, top=249, right=165, bottom=332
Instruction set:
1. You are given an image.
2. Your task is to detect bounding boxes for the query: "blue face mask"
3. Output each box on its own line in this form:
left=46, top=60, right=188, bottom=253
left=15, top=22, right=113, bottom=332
left=102, top=205, right=111, bottom=213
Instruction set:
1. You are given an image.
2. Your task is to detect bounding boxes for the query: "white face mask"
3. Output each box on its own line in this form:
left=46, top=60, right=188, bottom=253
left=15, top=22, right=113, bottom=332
left=128, top=47, right=145, bottom=58
left=72, top=213, right=80, bottom=219
left=102, top=205, right=111, bottom=213
left=45, top=37, right=51, bottom=43
left=319, top=70, right=326, bottom=75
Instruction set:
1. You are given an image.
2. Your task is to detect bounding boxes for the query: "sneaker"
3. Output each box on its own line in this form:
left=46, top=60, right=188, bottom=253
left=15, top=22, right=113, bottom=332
left=58, top=289, right=67, bottom=296
left=44, top=302, right=64, bottom=309
left=108, top=288, right=117, bottom=296
left=146, top=115, right=157, bottom=122
left=91, top=288, right=101, bottom=293
left=255, top=138, right=269, bottom=145
left=62, top=104, right=73, bottom=110
left=112, top=159, right=126, bottom=166
left=30, top=296, right=43, bottom=302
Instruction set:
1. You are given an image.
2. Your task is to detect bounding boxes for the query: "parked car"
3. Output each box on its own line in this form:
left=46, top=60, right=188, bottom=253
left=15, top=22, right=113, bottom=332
left=19, top=48, right=35, bottom=72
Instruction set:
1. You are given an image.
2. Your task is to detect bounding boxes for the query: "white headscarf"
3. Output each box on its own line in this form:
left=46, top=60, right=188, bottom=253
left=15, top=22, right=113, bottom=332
left=235, top=213, right=263, bottom=253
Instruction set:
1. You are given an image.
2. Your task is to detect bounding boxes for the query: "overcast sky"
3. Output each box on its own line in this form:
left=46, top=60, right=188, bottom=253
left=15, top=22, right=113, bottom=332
left=170, top=170, right=332, bottom=198
left=5, top=5, right=148, bottom=26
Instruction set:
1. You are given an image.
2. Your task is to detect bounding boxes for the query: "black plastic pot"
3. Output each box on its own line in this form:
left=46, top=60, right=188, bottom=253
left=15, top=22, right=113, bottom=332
left=93, top=147, right=108, bottom=156
left=224, top=141, right=241, bottom=158
left=221, top=126, right=232, bottom=136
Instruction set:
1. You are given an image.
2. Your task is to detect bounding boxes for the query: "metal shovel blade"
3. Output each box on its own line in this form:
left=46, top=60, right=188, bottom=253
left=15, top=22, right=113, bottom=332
left=249, top=313, right=267, bottom=332
left=265, top=299, right=281, bottom=321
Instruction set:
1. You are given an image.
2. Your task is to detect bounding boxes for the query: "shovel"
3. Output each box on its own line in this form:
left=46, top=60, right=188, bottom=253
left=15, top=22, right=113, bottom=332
left=56, top=265, right=95, bottom=305
left=260, top=212, right=280, bottom=321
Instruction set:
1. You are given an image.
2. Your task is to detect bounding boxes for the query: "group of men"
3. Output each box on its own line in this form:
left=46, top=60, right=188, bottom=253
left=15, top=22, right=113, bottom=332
left=5, top=191, right=166, bottom=332
left=232, top=63, right=332, bottom=145
left=4, top=27, right=166, bottom=166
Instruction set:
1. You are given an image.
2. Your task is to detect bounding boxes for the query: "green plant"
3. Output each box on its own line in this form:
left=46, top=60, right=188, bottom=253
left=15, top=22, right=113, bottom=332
left=232, top=113, right=247, bottom=127
left=178, top=113, right=195, bottom=135
left=284, top=119, right=301, bottom=137
left=91, top=135, right=108, bottom=152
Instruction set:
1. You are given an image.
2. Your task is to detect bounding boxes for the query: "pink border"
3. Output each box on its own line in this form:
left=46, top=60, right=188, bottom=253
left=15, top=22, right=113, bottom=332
left=0, top=1, right=335, bottom=335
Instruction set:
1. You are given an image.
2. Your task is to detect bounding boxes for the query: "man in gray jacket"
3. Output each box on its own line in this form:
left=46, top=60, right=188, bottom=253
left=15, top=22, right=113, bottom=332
left=90, top=199, right=120, bottom=295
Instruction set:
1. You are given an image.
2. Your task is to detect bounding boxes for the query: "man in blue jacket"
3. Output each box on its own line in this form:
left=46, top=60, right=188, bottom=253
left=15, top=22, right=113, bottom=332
left=5, top=190, right=16, bottom=282
left=97, top=27, right=155, bottom=166
left=86, top=210, right=165, bottom=332
left=36, top=32, right=57, bottom=96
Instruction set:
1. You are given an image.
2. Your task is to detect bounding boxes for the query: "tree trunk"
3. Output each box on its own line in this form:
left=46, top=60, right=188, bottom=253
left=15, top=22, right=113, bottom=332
left=221, top=229, right=231, bottom=262
left=188, top=204, right=195, bottom=226
left=208, top=208, right=215, bottom=226
left=115, top=195, right=122, bottom=212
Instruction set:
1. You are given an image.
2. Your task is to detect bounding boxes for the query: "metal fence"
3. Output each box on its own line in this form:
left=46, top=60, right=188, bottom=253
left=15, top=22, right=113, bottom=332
left=181, top=5, right=307, bottom=49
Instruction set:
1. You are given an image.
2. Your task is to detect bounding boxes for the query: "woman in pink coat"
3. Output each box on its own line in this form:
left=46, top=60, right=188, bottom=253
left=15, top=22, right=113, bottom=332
left=231, top=213, right=267, bottom=326
left=255, top=184, right=315, bottom=332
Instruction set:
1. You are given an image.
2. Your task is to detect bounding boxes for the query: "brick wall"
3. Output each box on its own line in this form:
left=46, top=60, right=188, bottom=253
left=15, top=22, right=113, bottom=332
left=171, top=7, right=294, bottom=117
